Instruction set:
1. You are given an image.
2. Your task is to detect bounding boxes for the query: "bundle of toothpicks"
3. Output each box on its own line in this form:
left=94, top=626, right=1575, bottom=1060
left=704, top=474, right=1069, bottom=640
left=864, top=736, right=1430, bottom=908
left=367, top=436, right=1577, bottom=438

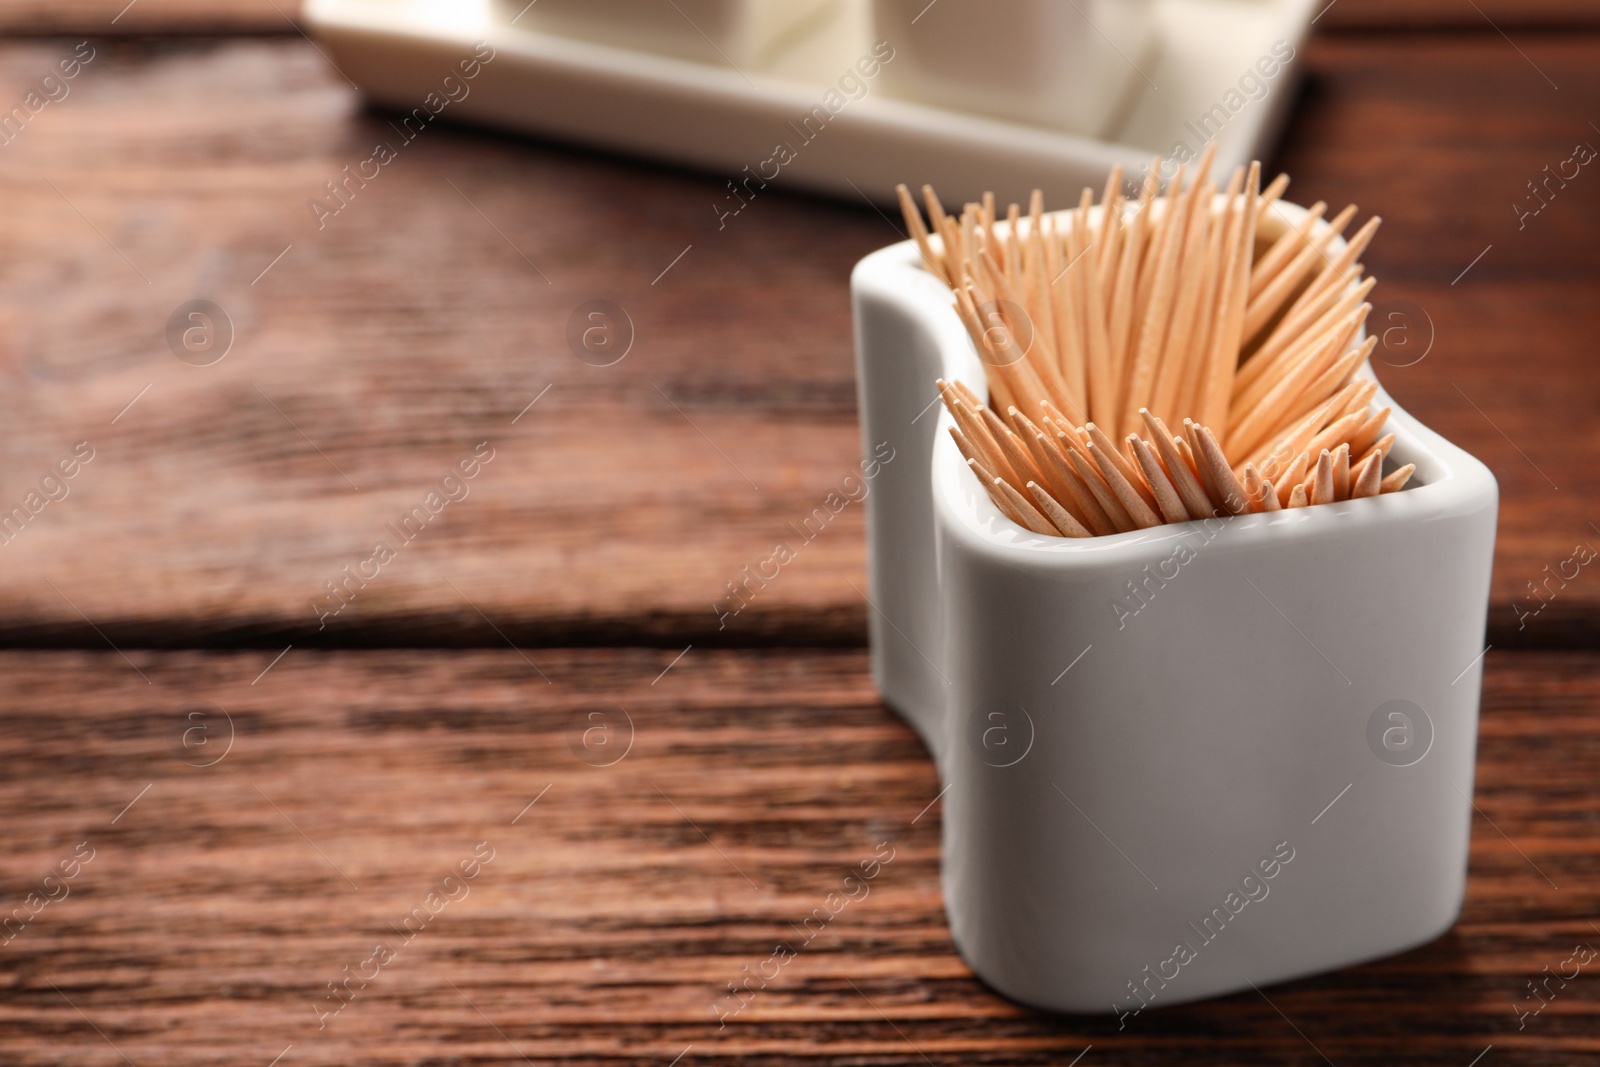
left=896, top=148, right=1415, bottom=539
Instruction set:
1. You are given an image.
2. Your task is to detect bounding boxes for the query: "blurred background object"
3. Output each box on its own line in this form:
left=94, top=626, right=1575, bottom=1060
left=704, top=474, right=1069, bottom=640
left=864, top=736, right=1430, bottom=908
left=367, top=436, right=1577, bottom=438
left=872, top=0, right=1157, bottom=136
left=303, top=0, right=1313, bottom=206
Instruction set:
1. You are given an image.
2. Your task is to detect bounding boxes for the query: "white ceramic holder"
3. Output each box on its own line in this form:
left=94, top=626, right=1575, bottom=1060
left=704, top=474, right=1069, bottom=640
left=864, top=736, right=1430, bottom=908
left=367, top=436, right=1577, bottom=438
left=851, top=202, right=1499, bottom=1013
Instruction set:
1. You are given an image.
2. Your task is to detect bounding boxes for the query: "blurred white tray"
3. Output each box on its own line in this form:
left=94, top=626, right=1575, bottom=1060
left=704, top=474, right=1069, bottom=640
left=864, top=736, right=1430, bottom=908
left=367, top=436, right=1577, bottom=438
left=304, top=0, right=1317, bottom=208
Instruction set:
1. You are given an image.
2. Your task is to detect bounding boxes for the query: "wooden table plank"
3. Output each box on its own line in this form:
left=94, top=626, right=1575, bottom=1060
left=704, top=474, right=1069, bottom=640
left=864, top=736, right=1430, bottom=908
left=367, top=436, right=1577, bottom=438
left=3, top=0, right=1598, bottom=38
left=0, top=1, right=300, bottom=37
left=1318, top=2, right=1600, bottom=31
left=0, top=647, right=1596, bottom=1065
left=0, top=35, right=878, bottom=648
left=0, top=34, right=1596, bottom=648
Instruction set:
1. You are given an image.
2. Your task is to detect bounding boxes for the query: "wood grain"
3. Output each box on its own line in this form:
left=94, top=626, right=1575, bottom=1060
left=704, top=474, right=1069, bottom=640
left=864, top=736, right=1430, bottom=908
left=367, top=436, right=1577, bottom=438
left=0, top=0, right=301, bottom=36
left=3, top=0, right=1598, bottom=37
left=0, top=34, right=1596, bottom=648
left=1318, top=1, right=1600, bottom=31
left=0, top=36, right=879, bottom=647
left=0, top=647, right=1596, bottom=1066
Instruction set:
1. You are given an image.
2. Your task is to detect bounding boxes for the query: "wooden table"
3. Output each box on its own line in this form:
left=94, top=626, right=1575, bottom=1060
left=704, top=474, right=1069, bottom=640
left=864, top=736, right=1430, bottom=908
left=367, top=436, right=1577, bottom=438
left=1, top=3, right=1597, bottom=1064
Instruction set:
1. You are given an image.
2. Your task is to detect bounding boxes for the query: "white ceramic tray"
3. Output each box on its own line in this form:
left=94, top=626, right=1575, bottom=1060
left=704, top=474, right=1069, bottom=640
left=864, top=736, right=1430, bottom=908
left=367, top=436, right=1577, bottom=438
left=304, top=0, right=1317, bottom=208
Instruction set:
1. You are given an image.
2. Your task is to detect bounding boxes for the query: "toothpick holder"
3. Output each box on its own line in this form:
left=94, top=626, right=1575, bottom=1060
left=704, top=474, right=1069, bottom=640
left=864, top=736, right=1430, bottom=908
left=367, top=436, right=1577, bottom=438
left=851, top=202, right=1498, bottom=1012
